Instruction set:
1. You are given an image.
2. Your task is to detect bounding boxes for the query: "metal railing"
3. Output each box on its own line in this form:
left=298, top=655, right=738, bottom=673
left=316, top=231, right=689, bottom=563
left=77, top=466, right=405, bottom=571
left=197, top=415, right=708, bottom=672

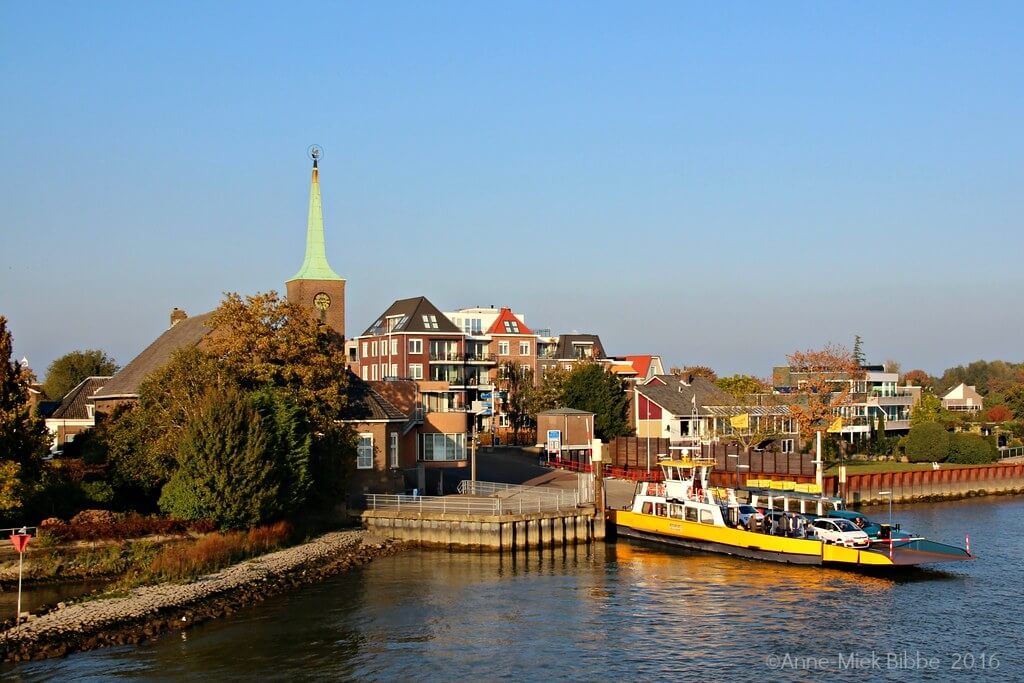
left=365, top=491, right=580, bottom=515
left=366, top=494, right=500, bottom=514
left=365, top=478, right=583, bottom=515
left=458, top=480, right=579, bottom=509
left=999, top=446, right=1024, bottom=459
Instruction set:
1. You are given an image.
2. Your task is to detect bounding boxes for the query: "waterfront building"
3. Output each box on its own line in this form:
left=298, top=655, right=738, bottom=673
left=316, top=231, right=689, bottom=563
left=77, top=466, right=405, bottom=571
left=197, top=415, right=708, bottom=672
left=634, top=373, right=798, bottom=451
left=941, top=383, right=984, bottom=413
left=772, top=363, right=921, bottom=440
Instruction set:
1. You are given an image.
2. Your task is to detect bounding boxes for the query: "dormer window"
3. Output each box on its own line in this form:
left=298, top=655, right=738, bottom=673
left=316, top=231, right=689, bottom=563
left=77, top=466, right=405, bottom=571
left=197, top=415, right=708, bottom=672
left=422, top=315, right=439, bottom=330
left=504, top=320, right=520, bottom=333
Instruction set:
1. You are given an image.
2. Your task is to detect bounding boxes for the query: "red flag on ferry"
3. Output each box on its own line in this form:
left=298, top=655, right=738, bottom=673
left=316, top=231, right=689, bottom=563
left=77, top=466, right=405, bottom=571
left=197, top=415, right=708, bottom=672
left=10, top=534, right=30, bottom=553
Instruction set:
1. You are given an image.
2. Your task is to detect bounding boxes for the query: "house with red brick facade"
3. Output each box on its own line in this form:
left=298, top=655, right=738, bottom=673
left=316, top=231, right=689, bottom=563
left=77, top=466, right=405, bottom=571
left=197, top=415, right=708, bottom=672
left=353, top=296, right=475, bottom=469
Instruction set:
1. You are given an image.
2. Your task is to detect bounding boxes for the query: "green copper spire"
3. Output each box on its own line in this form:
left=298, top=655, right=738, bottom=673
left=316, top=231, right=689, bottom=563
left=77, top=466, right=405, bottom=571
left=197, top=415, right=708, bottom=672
left=289, top=155, right=343, bottom=282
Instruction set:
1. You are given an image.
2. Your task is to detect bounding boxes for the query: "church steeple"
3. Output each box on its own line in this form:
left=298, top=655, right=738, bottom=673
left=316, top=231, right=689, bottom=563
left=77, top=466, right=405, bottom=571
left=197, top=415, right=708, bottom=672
left=286, top=145, right=347, bottom=338
left=289, top=148, right=343, bottom=282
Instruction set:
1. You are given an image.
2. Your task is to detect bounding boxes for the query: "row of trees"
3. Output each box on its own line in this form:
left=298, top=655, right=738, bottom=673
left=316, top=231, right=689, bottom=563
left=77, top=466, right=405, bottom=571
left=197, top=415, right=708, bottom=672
left=1, top=293, right=358, bottom=529
left=501, top=361, right=632, bottom=443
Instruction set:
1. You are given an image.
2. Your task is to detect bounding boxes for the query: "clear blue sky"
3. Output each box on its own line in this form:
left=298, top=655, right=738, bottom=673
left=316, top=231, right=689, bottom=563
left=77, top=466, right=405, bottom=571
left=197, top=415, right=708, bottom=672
left=2, top=2, right=1022, bottom=379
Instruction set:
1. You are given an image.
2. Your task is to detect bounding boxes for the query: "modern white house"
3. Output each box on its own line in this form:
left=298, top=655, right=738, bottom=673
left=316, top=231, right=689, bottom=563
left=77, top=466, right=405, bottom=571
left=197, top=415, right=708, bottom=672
left=941, top=383, right=984, bottom=413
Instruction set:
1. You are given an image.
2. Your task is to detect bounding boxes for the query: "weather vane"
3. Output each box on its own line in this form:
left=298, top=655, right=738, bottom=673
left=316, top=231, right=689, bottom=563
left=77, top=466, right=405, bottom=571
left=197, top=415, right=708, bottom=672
left=307, top=144, right=324, bottom=167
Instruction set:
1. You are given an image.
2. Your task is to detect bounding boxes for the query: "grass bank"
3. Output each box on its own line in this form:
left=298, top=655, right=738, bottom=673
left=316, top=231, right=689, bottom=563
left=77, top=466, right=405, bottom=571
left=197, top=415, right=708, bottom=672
left=823, top=461, right=1000, bottom=475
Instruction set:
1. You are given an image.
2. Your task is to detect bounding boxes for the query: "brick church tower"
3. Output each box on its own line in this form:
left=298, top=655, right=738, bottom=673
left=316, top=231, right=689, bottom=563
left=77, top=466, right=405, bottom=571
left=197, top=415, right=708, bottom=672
left=286, top=147, right=346, bottom=338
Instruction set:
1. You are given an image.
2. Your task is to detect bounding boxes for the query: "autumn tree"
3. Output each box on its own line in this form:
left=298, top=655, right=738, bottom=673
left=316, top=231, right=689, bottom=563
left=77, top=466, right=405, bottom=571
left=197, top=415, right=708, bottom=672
left=785, top=344, right=863, bottom=451
left=986, top=405, right=1013, bottom=422
left=884, top=359, right=901, bottom=375
left=1005, top=386, right=1024, bottom=421
left=716, top=374, right=770, bottom=401
left=934, top=360, right=1024, bottom=396
left=43, top=349, right=119, bottom=400
left=902, top=369, right=932, bottom=388
left=671, top=366, right=718, bottom=382
left=204, top=291, right=351, bottom=431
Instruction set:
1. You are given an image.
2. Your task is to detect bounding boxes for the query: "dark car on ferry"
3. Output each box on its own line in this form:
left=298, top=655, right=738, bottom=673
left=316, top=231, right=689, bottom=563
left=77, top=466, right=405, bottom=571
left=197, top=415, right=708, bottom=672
left=826, top=510, right=912, bottom=541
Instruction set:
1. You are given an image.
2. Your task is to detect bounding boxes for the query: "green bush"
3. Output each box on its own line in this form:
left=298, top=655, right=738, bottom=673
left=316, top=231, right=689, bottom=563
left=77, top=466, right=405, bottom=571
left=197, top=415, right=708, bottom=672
left=946, top=433, right=998, bottom=464
left=905, top=422, right=950, bottom=463
left=158, top=385, right=312, bottom=530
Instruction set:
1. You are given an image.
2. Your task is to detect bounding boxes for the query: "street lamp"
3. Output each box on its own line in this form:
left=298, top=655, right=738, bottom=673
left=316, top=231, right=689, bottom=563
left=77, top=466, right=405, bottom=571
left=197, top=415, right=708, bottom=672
left=878, top=490, right=893, bottom=527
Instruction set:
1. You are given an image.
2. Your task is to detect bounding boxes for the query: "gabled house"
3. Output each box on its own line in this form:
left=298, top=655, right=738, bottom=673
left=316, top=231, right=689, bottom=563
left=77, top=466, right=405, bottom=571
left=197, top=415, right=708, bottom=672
left=341, top=375, right=413, bottom=494
left=45, top=376, right=112, bottom=452
left=635, top=374, right=798, bottom=452
left=942, top=383, right=984, bottom=413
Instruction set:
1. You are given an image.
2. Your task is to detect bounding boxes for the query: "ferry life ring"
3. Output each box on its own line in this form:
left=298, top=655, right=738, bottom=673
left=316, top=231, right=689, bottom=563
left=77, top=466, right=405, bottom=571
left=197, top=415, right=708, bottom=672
left=684, top=485, right=693, bottom=500
left=646, top=483, right=658, bottom=496
left=657, top=484, right=666, bottom=497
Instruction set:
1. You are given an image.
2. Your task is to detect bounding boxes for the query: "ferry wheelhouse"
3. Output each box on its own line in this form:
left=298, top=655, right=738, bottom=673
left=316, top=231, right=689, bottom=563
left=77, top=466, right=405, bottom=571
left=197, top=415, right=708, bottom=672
left=610, top=455, right=973, bottom=568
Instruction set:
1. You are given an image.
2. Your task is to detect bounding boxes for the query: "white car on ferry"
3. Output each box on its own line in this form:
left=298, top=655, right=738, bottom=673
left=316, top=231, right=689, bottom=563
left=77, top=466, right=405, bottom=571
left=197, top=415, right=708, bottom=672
left=811, top=518, right=871, bottom=548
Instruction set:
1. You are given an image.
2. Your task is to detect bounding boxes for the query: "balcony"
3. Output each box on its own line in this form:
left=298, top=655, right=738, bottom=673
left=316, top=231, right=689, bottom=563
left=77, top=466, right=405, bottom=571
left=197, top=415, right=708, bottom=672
left=462, top=353, right=497, bottom=364
left=429, top=352, right=462, bottom=363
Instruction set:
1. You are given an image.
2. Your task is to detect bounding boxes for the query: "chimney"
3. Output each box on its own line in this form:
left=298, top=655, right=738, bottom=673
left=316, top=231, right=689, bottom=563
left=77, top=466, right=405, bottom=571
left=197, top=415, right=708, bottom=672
left=170, top=308, right=188, bottom=328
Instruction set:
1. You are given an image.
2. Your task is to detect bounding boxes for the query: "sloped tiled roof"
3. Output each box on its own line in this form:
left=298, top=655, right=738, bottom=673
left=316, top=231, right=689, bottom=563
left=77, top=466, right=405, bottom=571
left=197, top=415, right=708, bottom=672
left=51, top=376, right=112, bottom=419
left=636, top=375, right=737, bottom=416
left=625, top=355, right=653, bottom=377
left=485, top=307, right=533, bottom=335
left=370, top=379, right=419, bottom=415
left=554, top=334, right=605, bottom=360
left=341, top=374, right=408, bottom=421
left=93, top=313, right=214, bottom=399
left=360, top=296, right=461, bottom=336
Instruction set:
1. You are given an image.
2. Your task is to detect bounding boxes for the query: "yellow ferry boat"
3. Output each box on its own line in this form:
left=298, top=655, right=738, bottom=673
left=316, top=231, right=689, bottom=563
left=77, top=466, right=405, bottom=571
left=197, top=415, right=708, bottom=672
left=610, top=456, right=973, bottom=568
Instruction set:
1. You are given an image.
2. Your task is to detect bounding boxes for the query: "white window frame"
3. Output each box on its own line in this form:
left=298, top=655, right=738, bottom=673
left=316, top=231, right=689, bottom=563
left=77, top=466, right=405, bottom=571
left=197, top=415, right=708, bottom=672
left=519, top=341, right=530, bottom=355
left=371, top=364, right=378, bottom=381
left=391, top=363, right=398, bottom=378
left=362, top=366, right=368, bottom=380
left=390, top=432, right=399, bottom=468
left=409, top=338, right=423, bottom=354
left=357, top=433, right=374, bottom=470
left=410, top=363, right=423, bottom=380
left=498, top=341, right=510, bottom=356
left=781, top=439, right=795, bottom=454
left=371, top=340, right=378, bottom=356
left=390, top=338, right=398, bottom=355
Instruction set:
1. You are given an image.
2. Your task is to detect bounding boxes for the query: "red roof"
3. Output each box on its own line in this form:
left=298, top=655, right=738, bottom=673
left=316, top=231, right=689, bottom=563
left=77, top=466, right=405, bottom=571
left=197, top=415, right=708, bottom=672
left=485, top=308, right=532, bottom=335
left=625, top=355, right=653, bottom=377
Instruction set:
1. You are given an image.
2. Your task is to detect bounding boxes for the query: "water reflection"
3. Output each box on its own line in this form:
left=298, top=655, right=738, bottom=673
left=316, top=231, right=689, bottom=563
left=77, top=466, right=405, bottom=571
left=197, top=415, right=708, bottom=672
left=5, top=496, right=1023, bottom=682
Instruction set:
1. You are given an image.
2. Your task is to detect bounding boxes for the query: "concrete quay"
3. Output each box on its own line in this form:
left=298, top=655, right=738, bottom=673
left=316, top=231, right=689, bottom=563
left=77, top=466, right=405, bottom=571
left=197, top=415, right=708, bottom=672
left=359, top=506, right=604, bottom=551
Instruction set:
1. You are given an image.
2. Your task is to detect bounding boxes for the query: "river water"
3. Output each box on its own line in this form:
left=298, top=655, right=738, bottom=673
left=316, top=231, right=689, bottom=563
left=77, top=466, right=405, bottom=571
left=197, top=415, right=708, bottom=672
left=5, top=496, right=1022, bottom=682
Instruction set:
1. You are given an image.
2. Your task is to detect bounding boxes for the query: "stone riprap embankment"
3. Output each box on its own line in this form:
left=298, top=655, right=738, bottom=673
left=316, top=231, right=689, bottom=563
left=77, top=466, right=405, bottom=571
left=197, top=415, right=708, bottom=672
left=0, top=530, right=402, bottom=662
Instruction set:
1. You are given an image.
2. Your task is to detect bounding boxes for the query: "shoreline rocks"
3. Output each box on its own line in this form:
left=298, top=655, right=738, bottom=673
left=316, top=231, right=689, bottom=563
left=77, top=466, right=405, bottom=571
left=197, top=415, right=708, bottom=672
left=0, top=529, right=402, bottom=663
